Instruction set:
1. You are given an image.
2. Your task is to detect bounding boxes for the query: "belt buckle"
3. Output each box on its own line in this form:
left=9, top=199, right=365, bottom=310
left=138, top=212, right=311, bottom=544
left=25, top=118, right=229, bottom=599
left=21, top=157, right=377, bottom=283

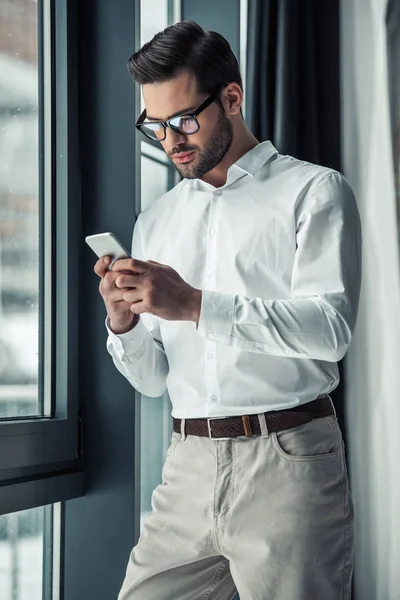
left=207, top=416, right=231, bottom=441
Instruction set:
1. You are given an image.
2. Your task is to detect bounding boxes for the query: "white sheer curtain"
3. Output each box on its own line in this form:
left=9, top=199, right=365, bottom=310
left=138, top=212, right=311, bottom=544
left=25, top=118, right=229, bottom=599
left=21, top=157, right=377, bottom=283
left=340, top=1, right=400, bottom=598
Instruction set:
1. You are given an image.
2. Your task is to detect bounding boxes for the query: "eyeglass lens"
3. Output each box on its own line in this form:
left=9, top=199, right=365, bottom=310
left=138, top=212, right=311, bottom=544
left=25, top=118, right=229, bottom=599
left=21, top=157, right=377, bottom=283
left=141, top=115, right=199, bottom=140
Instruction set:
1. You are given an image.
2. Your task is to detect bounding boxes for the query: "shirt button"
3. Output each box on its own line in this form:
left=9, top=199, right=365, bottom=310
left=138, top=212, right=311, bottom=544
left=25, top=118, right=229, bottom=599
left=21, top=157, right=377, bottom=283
left=211, top=395, right=218, bottom=401
left=207, top=268, right=214, bottom=275
left=214, top=190, right=222, bottom=196
left=210, top=229, right=216, bottom=235
left=208, top=332, right=214, bottom=339
left=207, top=353, right=214, bottom=359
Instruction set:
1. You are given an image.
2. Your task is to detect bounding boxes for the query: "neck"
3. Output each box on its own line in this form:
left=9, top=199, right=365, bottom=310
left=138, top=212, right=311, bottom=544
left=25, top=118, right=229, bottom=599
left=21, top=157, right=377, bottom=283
left=200, top=125, right=260, bottom=188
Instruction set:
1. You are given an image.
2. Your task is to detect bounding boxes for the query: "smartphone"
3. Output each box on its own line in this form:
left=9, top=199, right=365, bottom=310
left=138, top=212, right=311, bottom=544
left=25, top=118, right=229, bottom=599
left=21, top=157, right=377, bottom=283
left=85, top=232, right=131, bottom=267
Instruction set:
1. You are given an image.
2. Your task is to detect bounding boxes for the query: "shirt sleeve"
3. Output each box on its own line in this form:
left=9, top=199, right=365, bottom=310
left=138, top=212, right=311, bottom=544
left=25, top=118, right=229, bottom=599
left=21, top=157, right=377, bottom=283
left=196, top=172, right=362, bottom=362
left=105, top=214, right=169, bottom=396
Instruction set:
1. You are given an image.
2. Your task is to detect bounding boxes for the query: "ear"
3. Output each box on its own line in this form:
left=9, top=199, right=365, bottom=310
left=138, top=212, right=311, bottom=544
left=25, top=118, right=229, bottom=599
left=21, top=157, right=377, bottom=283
left=223, top=82, right=242, bottom=117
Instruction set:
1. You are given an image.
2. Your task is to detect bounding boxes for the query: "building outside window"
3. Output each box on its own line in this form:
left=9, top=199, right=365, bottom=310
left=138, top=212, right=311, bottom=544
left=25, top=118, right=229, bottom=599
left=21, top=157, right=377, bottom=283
left=0, top=1, right=55, bottom=597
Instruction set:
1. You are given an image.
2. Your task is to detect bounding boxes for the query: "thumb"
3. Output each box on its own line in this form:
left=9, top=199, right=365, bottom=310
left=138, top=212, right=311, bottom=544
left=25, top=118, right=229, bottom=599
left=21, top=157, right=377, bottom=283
left=147, top=259, right=163, bottom=265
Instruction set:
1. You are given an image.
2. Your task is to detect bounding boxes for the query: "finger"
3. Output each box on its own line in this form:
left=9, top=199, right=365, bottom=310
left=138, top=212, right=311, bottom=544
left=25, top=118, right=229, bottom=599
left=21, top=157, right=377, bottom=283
left=102, top=270, right=142, bottom=294
left=121, top=289, right=143, bottom=304
left=101, top=269, right=120, bottom=291
left=105, top=289, right=138, bottom=304
left=112, top=257, right=150, bottom=273
left=115, top=274, right=140, bottom=289
left=94, top=256, right=111, bottom=277
left=107, top=298, right=130, bottom=312
left=107, top=298, right=135, bottom=313
left=129, top=299, right=144, bottom=313
left=102, top=288, right=141, bottom=310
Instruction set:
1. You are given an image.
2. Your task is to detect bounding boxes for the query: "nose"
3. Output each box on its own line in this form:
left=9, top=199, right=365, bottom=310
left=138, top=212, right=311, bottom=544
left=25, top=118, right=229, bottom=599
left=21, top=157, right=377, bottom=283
left=163, top=126, right=187, bottom=151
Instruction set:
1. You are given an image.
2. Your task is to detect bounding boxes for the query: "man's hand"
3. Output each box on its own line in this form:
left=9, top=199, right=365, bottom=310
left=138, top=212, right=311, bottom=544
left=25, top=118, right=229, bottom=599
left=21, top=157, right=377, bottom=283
left=94, top=256, right=140, bottom=334
left=111, top=257, right=202, bottom=323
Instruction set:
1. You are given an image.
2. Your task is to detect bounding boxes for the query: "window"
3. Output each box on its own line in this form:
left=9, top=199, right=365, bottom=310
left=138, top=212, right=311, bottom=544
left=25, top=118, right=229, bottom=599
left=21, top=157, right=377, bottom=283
left=138, top=1, right=181, bottom=530
left=140, top=0, right=170, bottom=113
left=140, top=0, right=169, bottom=45
left=140, top=142, right=176, bottom=527
left=0, top=504, right=59, bottom=600
left=0, top=0, right=41, bottom=420
left=141, top=144, right=170, bottom=212
left=0, top=0, right=82, bottom=469
left=0, top=1, right=83, bottom=595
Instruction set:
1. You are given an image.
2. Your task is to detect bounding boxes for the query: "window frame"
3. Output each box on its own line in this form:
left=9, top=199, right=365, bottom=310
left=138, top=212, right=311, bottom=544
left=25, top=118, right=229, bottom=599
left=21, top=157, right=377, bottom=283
left=0, top=0, right=83, bottom=514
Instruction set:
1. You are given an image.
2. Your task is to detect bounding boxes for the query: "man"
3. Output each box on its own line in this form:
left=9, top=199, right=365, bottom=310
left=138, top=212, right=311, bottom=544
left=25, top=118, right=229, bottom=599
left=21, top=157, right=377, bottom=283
left=94, top=20, right=361, bottom=600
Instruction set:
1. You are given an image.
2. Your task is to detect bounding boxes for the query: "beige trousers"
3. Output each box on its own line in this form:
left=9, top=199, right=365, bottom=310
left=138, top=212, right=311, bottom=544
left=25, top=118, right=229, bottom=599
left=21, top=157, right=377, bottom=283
left=118, top=402, right=354, bottom=600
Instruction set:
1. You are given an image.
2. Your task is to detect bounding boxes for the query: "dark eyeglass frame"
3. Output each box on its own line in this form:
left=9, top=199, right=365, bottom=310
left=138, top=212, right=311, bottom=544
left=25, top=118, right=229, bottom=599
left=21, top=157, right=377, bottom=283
left=135, top=84, right=227, bottom=141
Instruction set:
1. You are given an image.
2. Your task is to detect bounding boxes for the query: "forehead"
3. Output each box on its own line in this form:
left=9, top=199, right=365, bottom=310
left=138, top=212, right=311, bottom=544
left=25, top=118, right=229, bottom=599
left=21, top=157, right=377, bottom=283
left=142, top=72, right=202, bottom=120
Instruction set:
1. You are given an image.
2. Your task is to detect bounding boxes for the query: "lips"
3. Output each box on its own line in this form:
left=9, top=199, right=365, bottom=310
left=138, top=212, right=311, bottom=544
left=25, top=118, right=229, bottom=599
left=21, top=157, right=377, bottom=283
left=173, top=151, right=195, bottom=164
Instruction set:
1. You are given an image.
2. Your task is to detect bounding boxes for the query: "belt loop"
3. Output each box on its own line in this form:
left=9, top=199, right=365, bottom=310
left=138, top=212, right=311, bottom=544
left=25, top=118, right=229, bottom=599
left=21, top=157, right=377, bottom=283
left=327, top=395, right=338, bottom=421
left=257, top=413, right=269, bottom=438
left=242, top=415, right=253, bottom=437
left=180, top=418, right=187, bottom=441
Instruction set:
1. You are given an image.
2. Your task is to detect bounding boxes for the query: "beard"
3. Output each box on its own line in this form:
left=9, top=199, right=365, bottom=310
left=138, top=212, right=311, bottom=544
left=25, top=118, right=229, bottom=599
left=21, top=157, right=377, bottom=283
left=169, top=107, right=234, bottom=179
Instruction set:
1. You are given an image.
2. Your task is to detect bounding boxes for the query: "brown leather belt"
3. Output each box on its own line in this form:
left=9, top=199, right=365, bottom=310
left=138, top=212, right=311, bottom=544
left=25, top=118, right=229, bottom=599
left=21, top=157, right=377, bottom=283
left=173, top=395, right=334, bottom=440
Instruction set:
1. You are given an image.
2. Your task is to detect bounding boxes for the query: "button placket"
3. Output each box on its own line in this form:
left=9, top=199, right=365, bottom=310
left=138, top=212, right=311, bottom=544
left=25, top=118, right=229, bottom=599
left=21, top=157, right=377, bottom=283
left=204, top=192, right=220, bottom=408
left=206, top=192, right=217, bottom=303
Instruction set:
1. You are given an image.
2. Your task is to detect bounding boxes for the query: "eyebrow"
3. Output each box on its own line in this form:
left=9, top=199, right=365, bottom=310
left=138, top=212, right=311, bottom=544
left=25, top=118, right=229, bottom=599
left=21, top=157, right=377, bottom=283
left=146, top=106, right=197, bottom=121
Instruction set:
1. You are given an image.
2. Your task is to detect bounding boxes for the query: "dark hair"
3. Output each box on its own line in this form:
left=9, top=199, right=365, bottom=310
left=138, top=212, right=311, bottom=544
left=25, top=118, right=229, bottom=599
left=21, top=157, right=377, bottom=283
left=126, top=21, right=243, bottom=96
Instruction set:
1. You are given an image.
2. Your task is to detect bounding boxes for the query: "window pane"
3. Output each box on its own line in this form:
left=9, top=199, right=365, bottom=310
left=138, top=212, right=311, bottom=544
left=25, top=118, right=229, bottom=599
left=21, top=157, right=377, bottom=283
left=140, top=0, right=168, bottom=112
left=139, top=147, right=174, bottom=530
left=0, top=0, right=50, bottom=418
left=142, top=141, right=170, bottom=165
left=140, top=393, right=173, bottom=529
left=141, top=152, right=169, bottom=212
left=140, top=0, right=168, bottom=45
left=0, top=504, right=54, bottom=600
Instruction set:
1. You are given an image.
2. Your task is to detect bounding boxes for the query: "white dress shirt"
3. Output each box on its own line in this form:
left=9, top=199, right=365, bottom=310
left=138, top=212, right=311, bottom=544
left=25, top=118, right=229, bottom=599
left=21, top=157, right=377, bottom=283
left=105, top=141, right=362, bottom=418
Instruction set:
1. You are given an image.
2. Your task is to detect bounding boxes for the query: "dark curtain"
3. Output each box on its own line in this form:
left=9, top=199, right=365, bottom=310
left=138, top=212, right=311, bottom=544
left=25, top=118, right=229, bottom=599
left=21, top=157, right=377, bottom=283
left=386, top=0, right=400, bottom=257
left=246, top=0, right=340, bottom=169
left=246, top=0, right=346, bottom=439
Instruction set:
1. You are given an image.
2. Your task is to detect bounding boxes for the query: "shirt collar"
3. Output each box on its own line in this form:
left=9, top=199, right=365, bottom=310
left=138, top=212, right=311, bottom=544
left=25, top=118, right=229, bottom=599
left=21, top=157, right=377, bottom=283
left=232, top=140, right=278, bottom=177
left=181, top=140, right=278, bottom=192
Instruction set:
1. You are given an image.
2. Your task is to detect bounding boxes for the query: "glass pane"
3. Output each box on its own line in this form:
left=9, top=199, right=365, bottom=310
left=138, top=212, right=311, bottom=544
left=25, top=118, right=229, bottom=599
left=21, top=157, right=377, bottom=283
left=140, top=0, right=168, bottom=112
left=140, top=152, right=169, bottom=212
left=141, top=141, right=170, bottom=164
left=140, top=393, right=173, bottom=529
left=0, top=504, right=54, bottom=600
left=140, top=0, right=168, bottom=46
left=139, top=147, right=174, bottom=530
left=0, top=0, right=50, bottom=418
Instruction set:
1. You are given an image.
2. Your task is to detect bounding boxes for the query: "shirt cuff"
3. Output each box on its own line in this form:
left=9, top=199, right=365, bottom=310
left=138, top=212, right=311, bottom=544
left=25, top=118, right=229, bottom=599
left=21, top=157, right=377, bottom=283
left=105, top=314, right=147, bottom=356
left=196, top=289, right=235, bottom=345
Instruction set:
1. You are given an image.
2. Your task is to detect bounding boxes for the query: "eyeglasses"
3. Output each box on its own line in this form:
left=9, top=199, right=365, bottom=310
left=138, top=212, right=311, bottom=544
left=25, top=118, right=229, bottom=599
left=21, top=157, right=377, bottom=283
left=135, top=85, right=227, bottom=142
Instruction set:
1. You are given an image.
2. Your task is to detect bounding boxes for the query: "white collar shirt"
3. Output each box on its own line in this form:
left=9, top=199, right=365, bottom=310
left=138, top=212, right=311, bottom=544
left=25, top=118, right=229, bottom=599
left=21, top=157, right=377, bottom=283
left=105, top=141, right=362, bottom=418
